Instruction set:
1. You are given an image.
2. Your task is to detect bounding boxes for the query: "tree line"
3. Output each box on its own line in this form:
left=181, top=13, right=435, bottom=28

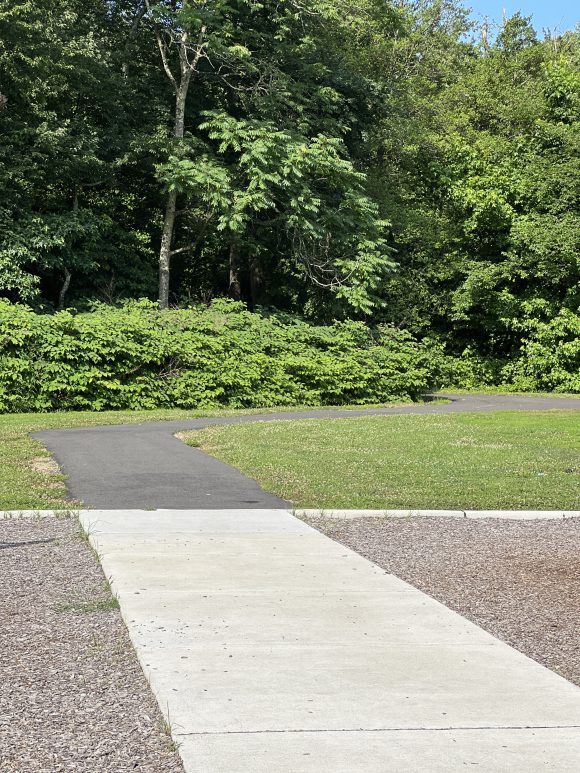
left=0, top=0, right=578, bottom=364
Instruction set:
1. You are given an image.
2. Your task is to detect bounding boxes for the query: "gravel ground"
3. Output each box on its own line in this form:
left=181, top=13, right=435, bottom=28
left=304, top=516, right=580, bottom=687
left=0, top=517, right=185, bottom=773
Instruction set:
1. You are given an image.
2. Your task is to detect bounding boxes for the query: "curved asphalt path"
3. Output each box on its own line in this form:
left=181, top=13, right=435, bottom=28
left=34, top=393, right=580, bottom=510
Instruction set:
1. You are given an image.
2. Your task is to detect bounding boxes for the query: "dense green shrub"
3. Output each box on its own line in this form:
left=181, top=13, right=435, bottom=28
left=0, top=299, right=438, bottom=412
left=500, top=309, right=580, bottom=393
left=432, top=309, right=580, bottom=394
left=430, top=346, right=505, bottom=391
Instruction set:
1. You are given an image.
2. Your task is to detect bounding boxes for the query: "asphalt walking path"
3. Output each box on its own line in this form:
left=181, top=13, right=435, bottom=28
left=35, top=393, right=580, bottom=509
left=82, top=508, right=580, bottom=772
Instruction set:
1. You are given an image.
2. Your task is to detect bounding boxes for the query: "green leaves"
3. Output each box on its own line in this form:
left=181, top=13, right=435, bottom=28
left=0, top=0, right=157, bottom=304
left=194, top=112, right=394, bottom=311
left=411, top=22, right=580, bottom=356
left=0, top=210, right=104, bottom=300
left=0, top=299, right=436, bottom=412
left=502, top=308, right=580, bottom=392
left=544, top=57, right=580, bottom=124
left=0, top=0, right=578, bottom=372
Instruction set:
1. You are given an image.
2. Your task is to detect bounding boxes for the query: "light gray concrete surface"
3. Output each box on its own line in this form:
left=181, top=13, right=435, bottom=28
left=177, top=728, right=580, bottom=772
left=296, top=508, right=580, bottom=520
left=80, top=509, right=580, bottom=772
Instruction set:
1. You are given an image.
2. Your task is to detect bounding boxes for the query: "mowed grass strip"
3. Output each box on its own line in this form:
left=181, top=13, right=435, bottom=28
left=184, top=411, right=580, bottom=510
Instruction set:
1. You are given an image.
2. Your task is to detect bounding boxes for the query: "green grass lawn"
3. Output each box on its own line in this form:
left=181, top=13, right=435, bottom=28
left=0, top=400, right=421, bottom=510
left=184, top=411, right=580, bottom=510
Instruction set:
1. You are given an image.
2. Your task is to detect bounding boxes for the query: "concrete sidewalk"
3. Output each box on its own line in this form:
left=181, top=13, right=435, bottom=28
left=81, top=509, right=580, bottom=772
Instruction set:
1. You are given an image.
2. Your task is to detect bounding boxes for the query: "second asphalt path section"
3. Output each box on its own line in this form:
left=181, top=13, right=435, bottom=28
left=35, top=393, right=580, bottom=510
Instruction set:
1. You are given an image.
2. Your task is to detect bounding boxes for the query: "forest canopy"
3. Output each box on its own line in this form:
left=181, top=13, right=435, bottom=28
left=0, top=0, right=579, bottom=401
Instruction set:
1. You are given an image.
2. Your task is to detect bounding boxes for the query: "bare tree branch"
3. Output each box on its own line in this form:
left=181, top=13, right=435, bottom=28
left=169, top=213, right=214, bottom=256
left=144, top=0, right=178, bottom=91
left=122, top=1, right=147, bottom=76
left=169, top=243, right=196, bottom=256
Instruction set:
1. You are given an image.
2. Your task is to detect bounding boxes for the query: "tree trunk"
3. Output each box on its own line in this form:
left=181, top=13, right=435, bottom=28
left=147, top=6, right=205, bottom=308
left=158, top=81, right=189, bottom=309
left=249, top=258, right=262, bottom=308
left=174, top=79, right=189, bottom=138
left=59, top=187, right=78, bottom=309
left=158, top=188, right=177, bottom=308
left=228, top=243, right=241, bottom=300
left=58, top=268, right=72, bottom=310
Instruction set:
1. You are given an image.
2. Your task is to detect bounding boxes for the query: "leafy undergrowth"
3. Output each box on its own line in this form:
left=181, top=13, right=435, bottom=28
left=0, top=299, right=435, bottom=412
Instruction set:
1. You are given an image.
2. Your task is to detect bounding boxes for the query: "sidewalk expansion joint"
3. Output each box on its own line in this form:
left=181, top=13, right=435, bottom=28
left=174, top=724, right=580, bottom=737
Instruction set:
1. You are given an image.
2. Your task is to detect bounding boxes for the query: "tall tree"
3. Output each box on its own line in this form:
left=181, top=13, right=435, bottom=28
left=143, top=0, right=211, bottom=307
left=144, top=0, right=396, bottom=312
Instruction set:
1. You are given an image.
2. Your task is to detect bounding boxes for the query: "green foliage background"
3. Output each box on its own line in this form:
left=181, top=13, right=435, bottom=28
left=0, top=1, right=578, bottom=404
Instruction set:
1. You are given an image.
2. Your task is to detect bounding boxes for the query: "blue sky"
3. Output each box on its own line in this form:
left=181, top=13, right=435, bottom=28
left=467, top=1, right=579, bottom=34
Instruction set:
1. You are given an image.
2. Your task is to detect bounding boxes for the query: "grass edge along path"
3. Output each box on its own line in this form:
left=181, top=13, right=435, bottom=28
left=182, top=410, right=580, bottom=511
left=0, top=399, right=423, bottom=510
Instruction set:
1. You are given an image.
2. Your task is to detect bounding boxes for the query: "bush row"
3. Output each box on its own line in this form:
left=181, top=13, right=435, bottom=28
left=503, top=309, right=580, bottom=393
left=439, top=308, right=580, bottom=393
left=0, top=299, right=438, bottom=412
